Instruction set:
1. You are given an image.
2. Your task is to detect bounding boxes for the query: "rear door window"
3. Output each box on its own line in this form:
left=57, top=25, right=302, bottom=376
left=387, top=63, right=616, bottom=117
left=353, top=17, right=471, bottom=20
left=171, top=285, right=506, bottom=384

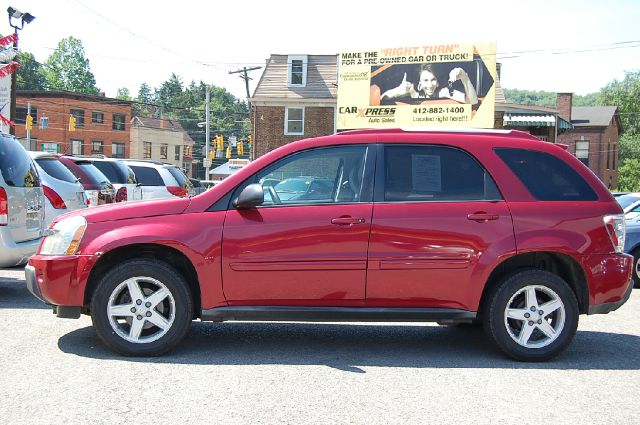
left=495, top=148, right=597, bottom=201
left=129, top=166, right=164, bottom=186
left=381, top=144, right=501, bottom=202
left=0, top=136, right=40, bottom=187
left=76, top=162, right=111, bottom=185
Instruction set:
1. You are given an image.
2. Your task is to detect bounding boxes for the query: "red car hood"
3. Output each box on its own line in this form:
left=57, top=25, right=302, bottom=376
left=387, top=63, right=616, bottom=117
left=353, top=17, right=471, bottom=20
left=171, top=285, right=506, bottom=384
left=55, top=197, right=192, bottom=224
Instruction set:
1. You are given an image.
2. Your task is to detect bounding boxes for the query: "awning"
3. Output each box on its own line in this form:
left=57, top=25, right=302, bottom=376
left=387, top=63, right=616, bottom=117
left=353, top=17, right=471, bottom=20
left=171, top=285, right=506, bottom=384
left=503, top=113, right=573, bottom=130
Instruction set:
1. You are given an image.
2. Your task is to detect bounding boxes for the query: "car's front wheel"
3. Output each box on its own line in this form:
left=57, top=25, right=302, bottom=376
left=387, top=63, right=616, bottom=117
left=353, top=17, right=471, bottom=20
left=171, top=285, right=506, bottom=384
left=91, top=259, right=193, bottom=356
left=484, top=269, right=579, bottom=362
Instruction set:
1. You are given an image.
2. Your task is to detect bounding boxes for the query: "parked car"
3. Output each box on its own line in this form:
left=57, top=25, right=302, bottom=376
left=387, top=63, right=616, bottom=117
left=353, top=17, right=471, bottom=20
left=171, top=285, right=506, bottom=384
left=623, top=221, right=640, bottom=288
left=615, top=192, right=640, bottom=210
left=58, top=156, right=115, bottom=207
left=623, top=199, right=640, bottom=221
left=28, top=152, right=87, bottom=228
left=87, top=157, right=142, bottom=202
left=122, top=159, right=192, bottom=199
left=0, top=134, right=44, bottom=267
left=26, top=129, right=633, bottom=361
left=269, top=176, right=335, bottom=202
left=189, top=178, right=206, bottom=195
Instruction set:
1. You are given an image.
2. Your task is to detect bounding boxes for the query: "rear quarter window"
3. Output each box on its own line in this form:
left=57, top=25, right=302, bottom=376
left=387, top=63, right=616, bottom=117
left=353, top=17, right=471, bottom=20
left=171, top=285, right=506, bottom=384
left=0, top=136, right=40, bottom=187
left=495, top=148, right=597, bottom=201
left=166, top=166, right=191, bottom=188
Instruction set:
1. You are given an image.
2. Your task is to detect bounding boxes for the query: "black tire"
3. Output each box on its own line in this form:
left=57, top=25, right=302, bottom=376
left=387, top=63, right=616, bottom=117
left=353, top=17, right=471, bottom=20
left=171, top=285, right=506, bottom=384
left=90, top=258, right=194, bottom=356
left=484, top=269, right=579, bottom=362
left=632, top=249, right=640, bottom=288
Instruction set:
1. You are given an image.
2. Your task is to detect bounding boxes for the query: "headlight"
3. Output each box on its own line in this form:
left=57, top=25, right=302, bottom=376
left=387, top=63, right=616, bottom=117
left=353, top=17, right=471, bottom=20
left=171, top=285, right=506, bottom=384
left=40, top=216, right=87, bottom=255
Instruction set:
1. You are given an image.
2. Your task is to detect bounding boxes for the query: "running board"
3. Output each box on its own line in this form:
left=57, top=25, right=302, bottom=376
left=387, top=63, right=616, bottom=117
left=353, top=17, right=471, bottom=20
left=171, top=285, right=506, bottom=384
left=200, top=306, right=477, bottom=323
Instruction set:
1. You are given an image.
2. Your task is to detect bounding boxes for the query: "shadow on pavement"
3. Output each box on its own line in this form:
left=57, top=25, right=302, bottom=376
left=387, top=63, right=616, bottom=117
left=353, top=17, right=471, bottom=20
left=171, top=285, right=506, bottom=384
left=0, top=274, right=48, bottom=310
left=58, top=321, right=640, bottom=371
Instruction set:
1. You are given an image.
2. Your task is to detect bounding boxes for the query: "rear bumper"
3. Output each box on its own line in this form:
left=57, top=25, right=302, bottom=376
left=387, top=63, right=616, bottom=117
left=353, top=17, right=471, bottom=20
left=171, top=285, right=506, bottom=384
left=0, top=228, right=41, bottom=267
left=588, top=278, right=634, bottom=315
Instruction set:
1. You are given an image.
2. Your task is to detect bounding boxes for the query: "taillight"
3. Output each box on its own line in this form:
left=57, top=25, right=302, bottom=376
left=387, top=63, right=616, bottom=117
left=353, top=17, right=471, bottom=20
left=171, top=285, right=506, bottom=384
left=43, top=185, right=67, bottom=209
left=167, top=186, right=188, bottom=197
left=603, top=214, right=625, bottom=253
left=116, top=187, right=127, bottom=202
left=0, top=187, right=7, bottom=225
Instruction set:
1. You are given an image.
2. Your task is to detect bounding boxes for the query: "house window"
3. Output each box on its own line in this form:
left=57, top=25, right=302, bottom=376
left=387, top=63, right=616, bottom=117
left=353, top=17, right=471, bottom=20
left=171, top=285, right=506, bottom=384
left=92, top=111, right=104, bottom=124
left=144, top=142, right=152, bottom=159
left=112, top=113, right=126, bottom=131
left=287, top=55, right=307, bottom=87
left=112, top=142, right=125, bottom=158
left=70, top=109, right=85, bottom=127
left=15, top=106, right=37, bottom=124
left=160, top=144, right=168, bottom=160
left=575, top=140, right=589, bottom=167
left=92, top=140, right=104, bottom=154
left=174, top=145, right=180, bottom=160
left=71, top=139, right=83, bottom=155
left=285, top=107, right=304, bottom=135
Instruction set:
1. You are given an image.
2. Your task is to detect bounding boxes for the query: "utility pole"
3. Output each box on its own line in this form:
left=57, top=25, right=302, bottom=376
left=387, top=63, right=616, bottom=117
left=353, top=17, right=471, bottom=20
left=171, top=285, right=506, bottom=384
left=229, top=66, right=262, bottom=100
left=204, top=86, right=210, bottom=179
left=229, top=66, right=261, bottom=162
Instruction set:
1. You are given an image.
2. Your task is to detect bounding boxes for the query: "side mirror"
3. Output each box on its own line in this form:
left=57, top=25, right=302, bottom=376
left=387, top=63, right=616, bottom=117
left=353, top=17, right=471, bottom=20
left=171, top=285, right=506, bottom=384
left=233, top=183, right=264, bottom=209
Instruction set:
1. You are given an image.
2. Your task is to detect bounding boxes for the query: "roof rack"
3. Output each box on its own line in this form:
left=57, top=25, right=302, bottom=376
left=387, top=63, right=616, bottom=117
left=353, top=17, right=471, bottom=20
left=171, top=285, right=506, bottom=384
left=121, top=158, right=173, bottom=166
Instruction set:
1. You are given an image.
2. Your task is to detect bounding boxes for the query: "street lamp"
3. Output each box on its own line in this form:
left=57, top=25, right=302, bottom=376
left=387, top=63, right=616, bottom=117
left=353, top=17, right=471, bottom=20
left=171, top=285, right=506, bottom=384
left=6, top=6, right=35, bottom=136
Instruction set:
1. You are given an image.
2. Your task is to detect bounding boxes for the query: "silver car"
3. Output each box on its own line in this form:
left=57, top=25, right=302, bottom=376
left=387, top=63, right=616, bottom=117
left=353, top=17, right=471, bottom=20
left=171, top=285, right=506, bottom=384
left=0, top=134, right=45, bottom=267
left=88, top=157, right=143, bottom=202
left=28, top=151, right=87, bottom=228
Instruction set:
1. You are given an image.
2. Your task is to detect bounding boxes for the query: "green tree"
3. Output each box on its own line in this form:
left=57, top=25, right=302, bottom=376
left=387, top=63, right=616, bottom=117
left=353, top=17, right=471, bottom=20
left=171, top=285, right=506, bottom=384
left=15, top=52, right=47, bottom=90
left=43, top=37, right=99, bottom=94
left=115, top=87, right=131, bottom=100
left=598, top=70, right=640, bottom=135
left=503, top=88, right=599, bottom=107
left=617, top=158, right=640, bottom=191
left=133, top=82, right=155, bottom=117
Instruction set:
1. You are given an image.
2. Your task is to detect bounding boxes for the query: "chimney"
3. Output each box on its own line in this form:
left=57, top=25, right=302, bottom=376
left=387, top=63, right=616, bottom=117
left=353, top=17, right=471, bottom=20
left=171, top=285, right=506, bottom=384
left=556, top=93, right=573, bottom=122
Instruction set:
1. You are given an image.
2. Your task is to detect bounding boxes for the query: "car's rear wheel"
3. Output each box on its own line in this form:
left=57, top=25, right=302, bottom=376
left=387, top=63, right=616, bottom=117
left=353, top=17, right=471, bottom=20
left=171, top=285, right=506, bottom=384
left=632, top=248, right=640, bottom=288
left=91, top=259, right=193, bottom=356
left=484, top=269, right=578, bottom=362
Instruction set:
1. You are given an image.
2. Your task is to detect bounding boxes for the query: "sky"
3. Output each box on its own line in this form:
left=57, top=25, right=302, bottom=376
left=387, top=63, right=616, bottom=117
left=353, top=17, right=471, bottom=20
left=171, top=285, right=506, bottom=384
left=5, top=0, right=640, bottom=101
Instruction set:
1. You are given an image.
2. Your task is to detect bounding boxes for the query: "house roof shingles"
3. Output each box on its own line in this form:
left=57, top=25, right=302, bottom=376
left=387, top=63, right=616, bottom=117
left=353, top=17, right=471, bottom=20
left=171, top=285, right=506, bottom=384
left=252, top=54, right=337, bottom=100
left=571, top=106, right=618, bottom=127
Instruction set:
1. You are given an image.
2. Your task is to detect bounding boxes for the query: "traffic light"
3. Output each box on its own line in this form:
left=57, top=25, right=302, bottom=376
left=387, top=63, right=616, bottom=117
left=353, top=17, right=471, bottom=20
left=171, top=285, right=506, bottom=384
left=209, top=150, right=214, bottom=160
left=69, top=115, right=76, bottom=132
left=247, top=134, right=252, bottom=150
left=237, top=141, right=244, bottom=156
left=218, top=135, right=224, bottom=151
left=25, top=114, right=33, bottom=131
left=226, top=146, right=231, bottom=159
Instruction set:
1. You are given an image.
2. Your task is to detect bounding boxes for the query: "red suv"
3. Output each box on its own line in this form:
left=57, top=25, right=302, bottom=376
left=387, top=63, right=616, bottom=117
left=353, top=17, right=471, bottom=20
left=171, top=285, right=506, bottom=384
left=25, top=129, right=633, bottom=361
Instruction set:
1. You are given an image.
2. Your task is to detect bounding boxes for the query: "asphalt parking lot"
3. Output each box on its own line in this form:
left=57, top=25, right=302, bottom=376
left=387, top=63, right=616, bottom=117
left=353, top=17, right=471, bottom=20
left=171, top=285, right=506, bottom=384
left=1, top=266, right=639, bottom=425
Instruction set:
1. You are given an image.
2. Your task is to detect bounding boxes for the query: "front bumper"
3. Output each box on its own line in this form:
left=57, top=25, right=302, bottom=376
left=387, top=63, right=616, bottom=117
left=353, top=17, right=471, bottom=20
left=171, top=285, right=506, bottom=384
left=26, top=254, right=95, bottom=308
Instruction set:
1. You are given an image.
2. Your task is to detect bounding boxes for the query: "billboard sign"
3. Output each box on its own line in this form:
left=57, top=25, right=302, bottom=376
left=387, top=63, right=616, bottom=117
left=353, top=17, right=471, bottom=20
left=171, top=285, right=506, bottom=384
left=336, top=42, right=496, bottom=130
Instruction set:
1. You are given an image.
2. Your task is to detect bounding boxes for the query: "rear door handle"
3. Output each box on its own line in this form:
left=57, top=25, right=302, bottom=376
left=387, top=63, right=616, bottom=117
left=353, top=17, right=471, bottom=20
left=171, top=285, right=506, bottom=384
left=467, top=212, right=499, bottom=222
left=331, top=217, right=366, bottom=225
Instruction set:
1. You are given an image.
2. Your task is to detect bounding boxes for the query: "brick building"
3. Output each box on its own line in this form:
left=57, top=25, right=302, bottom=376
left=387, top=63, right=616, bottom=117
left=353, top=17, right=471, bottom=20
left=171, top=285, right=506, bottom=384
left=14, top=90, right=132, bottom=157
left=250, top=54, right=336, bottom=158
left=556, top=93, right=622, bottom=188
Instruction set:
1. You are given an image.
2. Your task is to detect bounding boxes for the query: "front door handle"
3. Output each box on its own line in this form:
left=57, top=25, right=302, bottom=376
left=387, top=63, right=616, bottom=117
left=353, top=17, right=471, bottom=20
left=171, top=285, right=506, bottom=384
left=467, top=212, right=499, bottom=222
left=331, top=217, right=365, bottom=225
